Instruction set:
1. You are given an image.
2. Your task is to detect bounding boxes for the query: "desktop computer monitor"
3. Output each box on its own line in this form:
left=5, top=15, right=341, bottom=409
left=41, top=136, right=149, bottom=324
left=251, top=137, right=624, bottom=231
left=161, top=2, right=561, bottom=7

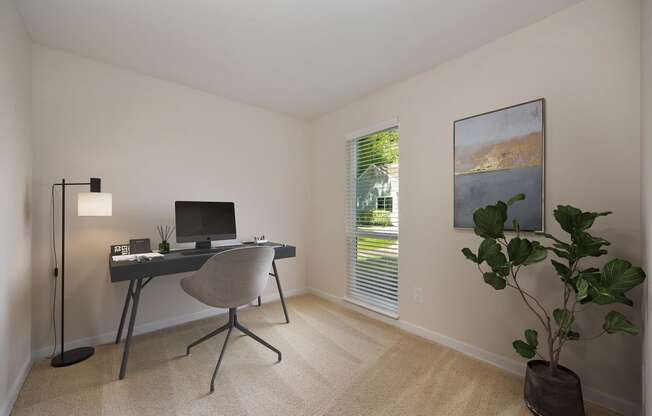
left=175, top=201, right=236, bottom=249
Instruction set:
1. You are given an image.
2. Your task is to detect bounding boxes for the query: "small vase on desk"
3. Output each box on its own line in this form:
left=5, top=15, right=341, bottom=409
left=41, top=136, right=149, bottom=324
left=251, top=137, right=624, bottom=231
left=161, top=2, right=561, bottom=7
left=158, top=241, right=170, bottom=254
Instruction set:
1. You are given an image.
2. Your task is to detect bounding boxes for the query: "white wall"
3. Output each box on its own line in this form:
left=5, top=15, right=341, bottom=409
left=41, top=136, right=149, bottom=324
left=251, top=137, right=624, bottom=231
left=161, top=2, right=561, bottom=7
left=30, top=46, right=309, bottom=353
left=308, top=0, right=641, bottom=411
left=642, top=0, right=651, bottom=413
left=0, top=0, right=32, bottom=414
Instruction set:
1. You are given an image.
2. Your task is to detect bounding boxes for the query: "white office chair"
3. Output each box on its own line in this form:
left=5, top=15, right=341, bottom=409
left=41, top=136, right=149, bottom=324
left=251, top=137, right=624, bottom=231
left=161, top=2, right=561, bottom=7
left=181, top=246, right=281, bottom=392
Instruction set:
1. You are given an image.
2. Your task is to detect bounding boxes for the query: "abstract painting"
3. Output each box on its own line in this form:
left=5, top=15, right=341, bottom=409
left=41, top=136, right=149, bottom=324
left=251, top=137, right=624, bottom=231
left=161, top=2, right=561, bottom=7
left=454, top=99, right=544, bottom=231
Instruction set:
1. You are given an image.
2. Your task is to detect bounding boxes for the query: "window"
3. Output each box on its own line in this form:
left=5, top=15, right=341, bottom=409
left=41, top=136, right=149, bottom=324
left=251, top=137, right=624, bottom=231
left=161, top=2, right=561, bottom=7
left=377, top=197, right=393, bottom=212
left=346, top=124, right=399, bottom=317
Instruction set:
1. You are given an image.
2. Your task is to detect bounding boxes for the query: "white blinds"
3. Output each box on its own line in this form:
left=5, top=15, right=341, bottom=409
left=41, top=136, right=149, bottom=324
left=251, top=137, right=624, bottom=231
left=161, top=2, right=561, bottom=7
left=346, top=127, right=399, bottom=315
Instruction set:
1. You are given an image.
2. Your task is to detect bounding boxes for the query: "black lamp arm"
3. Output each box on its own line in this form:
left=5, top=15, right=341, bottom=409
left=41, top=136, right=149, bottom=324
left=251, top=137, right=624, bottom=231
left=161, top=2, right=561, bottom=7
left=53, top=178, right=102, bottom=192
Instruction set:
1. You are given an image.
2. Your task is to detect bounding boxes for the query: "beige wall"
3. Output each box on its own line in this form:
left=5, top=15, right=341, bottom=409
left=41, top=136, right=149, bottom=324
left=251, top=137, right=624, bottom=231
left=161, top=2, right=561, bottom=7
left=0, top=0, right=32, bottom=414
left=308, top=0, right=642, bottom=410
left=30, top=46, right=309, bottom=353
left=642, top=0, right=651, bottom=413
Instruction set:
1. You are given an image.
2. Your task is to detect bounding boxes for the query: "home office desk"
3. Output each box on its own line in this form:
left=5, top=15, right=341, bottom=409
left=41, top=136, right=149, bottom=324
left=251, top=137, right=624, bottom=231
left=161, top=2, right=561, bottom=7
left=109, top=242, right=296, bottom=379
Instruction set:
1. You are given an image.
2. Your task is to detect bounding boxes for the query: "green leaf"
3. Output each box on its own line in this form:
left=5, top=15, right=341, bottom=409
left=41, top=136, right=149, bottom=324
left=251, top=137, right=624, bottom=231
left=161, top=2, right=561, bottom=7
left=603, top=311, right=638, bottom=335
left=578, top=268, right=601, bottom=283
left=554, top=205, right=583, bottom=234
left=486, top=252, right=510, bottom=277
left=513, top=340, right=536, bottom=359
left=554, top=205, right=611, bottom=235
left=536, top=232, right=570, bottom=250
left=551, top=248, right=573, bottom=261
left=514, top=329, right=540, bottom=359
left=483, top=272, right=507, bottom=290
left=507, top=238, right=532, bottom=265
left=507, top=193, right=526, bottom=207
left=524, top=242, right=547, bottom=265
left=551, top=260, right=571, bottom=280
left=552, top=243, right=570, bottom=252
left=478, top=239, right=501, bottom=262
left=590, top=290, right=634, bottom=306
left=587, top=259, right=645, bottom=306
left=553, top=309, right=574, bottom=332
left=576, top=268, right=600, bottom=303
left=461, top=248, right=479, bottom=264
left=577, top=211, right=612, bottom=231
left=576, top=277, right=589, bottom=301
left=573, top=231, right=610, bottom=258
left=602, top=259, right=646, bottom=293
left=525, top=329, right=538, bottom=348
left=473, top=202, right=507, bottom=239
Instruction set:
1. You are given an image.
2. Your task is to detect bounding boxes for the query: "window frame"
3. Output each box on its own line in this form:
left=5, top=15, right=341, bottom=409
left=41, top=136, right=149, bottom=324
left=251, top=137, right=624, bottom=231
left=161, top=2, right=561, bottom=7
left=376, top=196, right=393, bottom=212
left=344, top=119, right=400, bottom=320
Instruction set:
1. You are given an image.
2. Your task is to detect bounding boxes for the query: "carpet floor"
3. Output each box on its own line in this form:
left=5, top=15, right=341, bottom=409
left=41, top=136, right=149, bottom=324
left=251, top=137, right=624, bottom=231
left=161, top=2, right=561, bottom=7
left=13, top=295, right=619, bottom=415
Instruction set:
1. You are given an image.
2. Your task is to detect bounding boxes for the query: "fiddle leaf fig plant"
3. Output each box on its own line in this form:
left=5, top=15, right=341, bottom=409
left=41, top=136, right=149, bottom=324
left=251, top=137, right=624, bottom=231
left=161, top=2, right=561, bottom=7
left=461, top=194, right=645, bottom=374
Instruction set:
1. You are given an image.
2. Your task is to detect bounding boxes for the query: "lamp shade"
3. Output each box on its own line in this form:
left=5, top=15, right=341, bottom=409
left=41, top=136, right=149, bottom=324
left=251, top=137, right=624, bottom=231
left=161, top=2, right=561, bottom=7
left=78, top=192, right=112, bottom=216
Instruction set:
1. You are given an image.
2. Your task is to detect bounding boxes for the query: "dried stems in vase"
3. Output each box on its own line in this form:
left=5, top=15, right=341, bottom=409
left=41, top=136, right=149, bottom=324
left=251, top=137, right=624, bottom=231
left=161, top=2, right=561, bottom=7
left=157, top=225, right=175, bottom=242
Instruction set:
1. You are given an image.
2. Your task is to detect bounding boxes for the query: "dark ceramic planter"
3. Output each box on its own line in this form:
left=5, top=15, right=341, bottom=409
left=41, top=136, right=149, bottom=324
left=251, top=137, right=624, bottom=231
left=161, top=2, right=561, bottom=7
left=524, top=360, right=585, bottom=416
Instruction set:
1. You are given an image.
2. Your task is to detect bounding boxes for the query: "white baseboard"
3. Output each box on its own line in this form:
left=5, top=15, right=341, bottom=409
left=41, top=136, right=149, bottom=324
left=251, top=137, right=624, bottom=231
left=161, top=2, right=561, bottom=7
left=1, top=356, right=32, bottom=416
left=307, top=288, right=640, bottom=416
left=32, top=287, right=307, bottom=360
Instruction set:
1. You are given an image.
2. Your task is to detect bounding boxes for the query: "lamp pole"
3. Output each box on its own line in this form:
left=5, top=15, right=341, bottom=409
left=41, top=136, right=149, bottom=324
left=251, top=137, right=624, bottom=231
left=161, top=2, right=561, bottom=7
left=61, top=178, right=65, bottom=364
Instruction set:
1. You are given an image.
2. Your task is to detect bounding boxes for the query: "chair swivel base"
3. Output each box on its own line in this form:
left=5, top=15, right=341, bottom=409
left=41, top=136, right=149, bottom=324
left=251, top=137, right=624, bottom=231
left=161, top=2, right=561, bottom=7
left=51, top=346, right=95, bottom=367
left=186, top=308, right=281, bottom=393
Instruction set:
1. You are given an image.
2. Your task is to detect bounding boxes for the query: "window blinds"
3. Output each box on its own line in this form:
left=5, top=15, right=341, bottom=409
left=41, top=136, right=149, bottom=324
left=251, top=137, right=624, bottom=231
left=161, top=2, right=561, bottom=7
left=345, top=127, right=399, bottom=316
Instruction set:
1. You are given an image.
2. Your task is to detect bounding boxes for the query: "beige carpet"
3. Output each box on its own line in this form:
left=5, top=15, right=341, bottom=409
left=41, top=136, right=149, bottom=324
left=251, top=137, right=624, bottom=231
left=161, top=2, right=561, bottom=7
left=13, top=295, right=619, bottom=416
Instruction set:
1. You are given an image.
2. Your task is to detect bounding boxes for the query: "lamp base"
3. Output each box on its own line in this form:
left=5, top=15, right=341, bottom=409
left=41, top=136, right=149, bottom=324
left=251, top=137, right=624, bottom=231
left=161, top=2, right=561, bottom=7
left=51, top=347, right=95, bottom=367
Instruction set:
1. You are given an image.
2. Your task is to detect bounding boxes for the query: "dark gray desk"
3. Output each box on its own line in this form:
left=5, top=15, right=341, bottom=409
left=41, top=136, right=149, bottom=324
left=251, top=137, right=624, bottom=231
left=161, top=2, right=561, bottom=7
left=109, top=242, right=296, bottom=379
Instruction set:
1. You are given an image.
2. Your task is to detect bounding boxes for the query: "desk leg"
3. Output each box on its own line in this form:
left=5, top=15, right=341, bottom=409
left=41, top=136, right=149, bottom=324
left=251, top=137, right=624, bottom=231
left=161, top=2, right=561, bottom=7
left=272, top=260, right=289, bottom=324
left=119, top=278, right=143, bottom=380
left=115, top=280, right=135, bottom=344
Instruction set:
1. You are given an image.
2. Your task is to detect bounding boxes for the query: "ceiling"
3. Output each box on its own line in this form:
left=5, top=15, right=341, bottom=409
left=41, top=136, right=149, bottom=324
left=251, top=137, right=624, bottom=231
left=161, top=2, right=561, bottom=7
left=17, top=0, right=582, bottom=119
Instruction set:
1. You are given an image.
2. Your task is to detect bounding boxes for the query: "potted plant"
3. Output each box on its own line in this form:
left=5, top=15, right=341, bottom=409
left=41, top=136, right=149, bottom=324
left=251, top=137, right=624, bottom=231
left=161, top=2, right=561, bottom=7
left=461, top=194, right=645, bottom=416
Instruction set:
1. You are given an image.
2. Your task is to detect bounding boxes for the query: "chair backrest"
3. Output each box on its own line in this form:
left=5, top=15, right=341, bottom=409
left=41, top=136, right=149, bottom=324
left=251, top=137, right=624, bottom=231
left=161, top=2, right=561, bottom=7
left=180, top=246, right=275, bottom=309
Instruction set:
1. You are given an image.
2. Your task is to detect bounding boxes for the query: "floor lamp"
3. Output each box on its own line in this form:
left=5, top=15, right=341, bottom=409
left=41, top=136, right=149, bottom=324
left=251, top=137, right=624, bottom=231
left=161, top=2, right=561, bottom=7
left=51, top=177, right=112, bottom=367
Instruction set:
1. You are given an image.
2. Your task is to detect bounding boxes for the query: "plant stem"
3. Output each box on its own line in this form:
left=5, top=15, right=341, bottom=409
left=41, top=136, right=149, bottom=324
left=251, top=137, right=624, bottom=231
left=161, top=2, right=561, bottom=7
left=550, top=259, right=580, bottom=370
left=505, top=282, right=550, bottom=320
left=580, top=330, right=606, bottom=341
left=508, top=267, right=554, bottom=367
left=510, top=270, right=550, bottom=327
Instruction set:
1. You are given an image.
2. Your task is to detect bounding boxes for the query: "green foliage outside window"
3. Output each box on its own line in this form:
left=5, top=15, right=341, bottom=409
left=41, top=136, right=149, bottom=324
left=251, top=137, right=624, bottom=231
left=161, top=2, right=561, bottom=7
left=356, top=128, right=399, bottom=177
left=358, top=210, right=392, bottom=227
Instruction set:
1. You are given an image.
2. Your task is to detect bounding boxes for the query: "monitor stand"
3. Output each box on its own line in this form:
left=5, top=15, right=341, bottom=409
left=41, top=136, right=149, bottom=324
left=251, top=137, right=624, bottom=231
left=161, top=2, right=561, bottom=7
left=195, top=241, right=212, bottom=250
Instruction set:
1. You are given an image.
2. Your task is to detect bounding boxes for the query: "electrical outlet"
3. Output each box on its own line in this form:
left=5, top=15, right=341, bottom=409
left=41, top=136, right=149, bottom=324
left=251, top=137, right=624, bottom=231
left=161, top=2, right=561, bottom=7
left=413, top=288, right=423, bottom=304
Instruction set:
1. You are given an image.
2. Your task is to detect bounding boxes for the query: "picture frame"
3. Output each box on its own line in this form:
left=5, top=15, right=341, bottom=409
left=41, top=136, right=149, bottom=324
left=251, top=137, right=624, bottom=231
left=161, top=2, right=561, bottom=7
left=453, top=98, right=545, bottom=231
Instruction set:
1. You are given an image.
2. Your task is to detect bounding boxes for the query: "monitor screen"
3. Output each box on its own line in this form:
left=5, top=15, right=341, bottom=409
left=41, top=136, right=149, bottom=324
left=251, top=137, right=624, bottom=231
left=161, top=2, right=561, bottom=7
left=175, top=201, right=236, bottom=243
